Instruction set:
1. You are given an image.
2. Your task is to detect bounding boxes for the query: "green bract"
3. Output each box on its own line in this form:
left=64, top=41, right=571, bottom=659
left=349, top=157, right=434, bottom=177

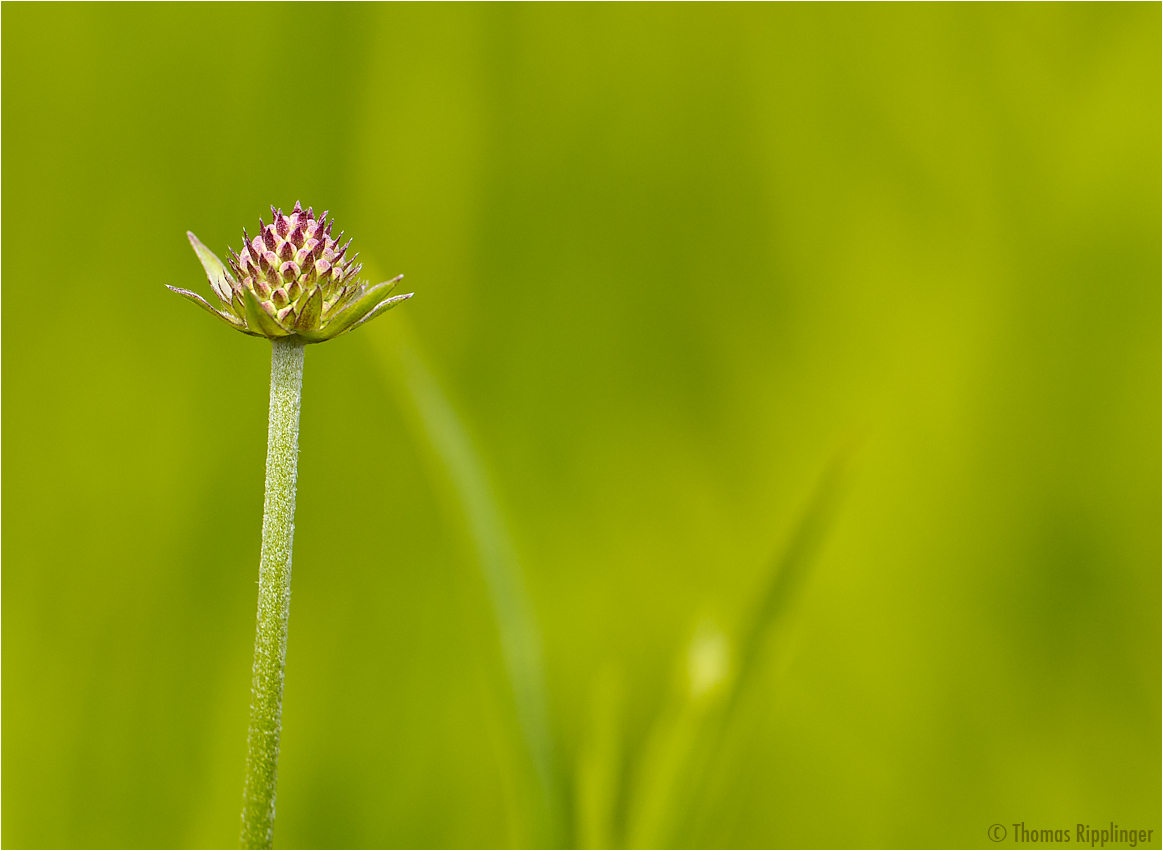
left=168, top=202, right=412, bottom=343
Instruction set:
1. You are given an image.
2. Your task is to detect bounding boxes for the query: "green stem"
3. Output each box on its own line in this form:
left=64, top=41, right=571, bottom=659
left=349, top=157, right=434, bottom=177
left=242, top=337, right=306, bottom=849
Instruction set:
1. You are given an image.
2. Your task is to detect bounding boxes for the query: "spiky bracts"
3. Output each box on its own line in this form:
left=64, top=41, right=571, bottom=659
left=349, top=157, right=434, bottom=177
left=168, top=202, right=412, bottom=343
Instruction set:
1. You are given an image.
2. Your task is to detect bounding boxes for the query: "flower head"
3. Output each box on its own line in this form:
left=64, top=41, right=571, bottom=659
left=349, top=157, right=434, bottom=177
left=168, top=202, right=412, bottom=342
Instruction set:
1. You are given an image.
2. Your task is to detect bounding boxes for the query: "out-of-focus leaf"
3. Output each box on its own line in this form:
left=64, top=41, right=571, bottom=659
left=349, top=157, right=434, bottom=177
left=625, top=452, right=850, bottom=848
left=369, top=330, right=564, bottom=846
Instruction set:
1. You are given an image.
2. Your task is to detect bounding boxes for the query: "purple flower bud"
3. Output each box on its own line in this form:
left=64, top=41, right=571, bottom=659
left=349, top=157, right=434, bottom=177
left=177, top=205, right=409, bottom=341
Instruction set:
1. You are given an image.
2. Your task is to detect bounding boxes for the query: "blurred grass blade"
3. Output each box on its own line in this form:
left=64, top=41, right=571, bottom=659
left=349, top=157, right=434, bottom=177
left=722, top=450, right=850, bottom=724
left=368, top=331, right=562, bottom=844
left=624, top=688, right=705, bottom=849
left=576, top=666, right=624, bottom=850
left=626, top=450, right=851, bottom=848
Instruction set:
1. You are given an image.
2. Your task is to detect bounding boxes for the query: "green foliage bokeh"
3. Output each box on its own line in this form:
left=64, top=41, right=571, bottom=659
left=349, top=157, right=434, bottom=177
left=2, top=4, right=1159, bottom=848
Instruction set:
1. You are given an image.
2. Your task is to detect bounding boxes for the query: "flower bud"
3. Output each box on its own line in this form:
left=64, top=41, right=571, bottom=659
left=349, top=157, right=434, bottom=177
left=171, top=205, right=412, bottom=342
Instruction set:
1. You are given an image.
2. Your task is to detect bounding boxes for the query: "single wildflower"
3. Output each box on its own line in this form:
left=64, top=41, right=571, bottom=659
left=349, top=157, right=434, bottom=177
left=168, top=201, right=411, bottom=342
left=168, top=204, right=412, bottom=849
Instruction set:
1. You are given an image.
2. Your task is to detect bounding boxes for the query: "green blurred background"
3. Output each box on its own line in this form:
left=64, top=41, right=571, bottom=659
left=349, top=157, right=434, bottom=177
left=3, top=4, right=1159, bottom=848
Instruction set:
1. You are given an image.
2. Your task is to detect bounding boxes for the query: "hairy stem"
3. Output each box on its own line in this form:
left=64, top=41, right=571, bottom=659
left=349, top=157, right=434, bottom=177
left=242, top=337, right=306, bottom=849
